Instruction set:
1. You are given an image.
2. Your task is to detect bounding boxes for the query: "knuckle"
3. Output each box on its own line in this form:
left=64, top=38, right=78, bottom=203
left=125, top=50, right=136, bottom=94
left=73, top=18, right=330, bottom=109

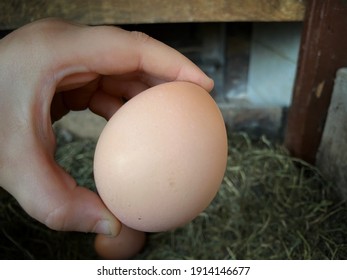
left=130, top=31, right=152, bottom=44
left=44, top=205, right=66, bottom=231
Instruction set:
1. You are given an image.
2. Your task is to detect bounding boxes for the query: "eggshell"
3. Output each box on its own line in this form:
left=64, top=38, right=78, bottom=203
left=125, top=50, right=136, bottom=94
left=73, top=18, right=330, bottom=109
left=94, top=225, right=146, bottom=259
left=94, top=81, right=228, bottom=232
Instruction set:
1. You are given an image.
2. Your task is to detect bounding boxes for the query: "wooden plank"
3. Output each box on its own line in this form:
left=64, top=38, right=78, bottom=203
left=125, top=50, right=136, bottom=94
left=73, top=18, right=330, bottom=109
left=284, top=0, right=347, bottom=164
left=0, top=0, right=305, bottom=29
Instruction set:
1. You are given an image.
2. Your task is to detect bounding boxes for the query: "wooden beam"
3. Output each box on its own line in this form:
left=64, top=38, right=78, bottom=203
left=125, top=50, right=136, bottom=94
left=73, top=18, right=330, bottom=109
left=0, top=0, right=305, bottom=29
left=284, top=0, right=347, bottom=164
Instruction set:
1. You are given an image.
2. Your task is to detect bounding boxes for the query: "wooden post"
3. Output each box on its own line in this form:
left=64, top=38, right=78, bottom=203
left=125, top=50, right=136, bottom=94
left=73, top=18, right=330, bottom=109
left=284, top=0, right=347, bottom=164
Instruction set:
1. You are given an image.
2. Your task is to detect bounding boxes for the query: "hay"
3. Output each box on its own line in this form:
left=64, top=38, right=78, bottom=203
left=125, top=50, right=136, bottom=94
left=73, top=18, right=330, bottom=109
left=139, top=133, right=347, bottom=259
left=0, top=128, right=346, bottom=259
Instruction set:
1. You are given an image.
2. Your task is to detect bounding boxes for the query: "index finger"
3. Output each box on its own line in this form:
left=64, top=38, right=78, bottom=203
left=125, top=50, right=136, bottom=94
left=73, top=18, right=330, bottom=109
left=46, top=20, right=214, bottom=92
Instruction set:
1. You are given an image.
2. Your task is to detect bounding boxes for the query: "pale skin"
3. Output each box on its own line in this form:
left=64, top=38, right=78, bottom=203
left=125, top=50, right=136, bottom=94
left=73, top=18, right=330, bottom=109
left=0, top=18, right=214, bottom=239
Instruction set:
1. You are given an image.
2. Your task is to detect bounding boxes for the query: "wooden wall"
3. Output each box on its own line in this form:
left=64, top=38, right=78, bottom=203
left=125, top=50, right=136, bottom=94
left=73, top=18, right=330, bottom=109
left=1, top=0, right=305, bottom=29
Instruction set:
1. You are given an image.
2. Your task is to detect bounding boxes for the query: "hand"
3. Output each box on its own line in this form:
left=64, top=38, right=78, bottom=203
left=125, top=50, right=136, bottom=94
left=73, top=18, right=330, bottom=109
left=0, top=18, right=214, bottom=236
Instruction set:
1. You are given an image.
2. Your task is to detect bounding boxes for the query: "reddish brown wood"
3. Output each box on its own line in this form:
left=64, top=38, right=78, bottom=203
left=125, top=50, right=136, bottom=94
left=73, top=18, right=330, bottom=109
left=284, top=0, right=347, bottom=164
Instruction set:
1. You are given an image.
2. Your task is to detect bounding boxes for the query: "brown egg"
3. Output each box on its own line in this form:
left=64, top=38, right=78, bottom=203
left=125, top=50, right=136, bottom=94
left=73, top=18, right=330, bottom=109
left=94, top=225, right=146, bottom=259
left=94, top=81, right=228, bottom=232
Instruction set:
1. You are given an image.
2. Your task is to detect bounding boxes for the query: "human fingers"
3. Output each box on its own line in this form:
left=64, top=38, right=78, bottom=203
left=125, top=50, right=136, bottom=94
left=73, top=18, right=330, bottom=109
left=94, top=225, right=146, bottom=259
left=23, top=18, right=214, bottom=93
left=88, top=75, right=151, bottom=119
left=89, top=89, right=124, bottom=120
left=1, top=141, right=121, bottom=236
left=56, top=74, right=159, bottom=121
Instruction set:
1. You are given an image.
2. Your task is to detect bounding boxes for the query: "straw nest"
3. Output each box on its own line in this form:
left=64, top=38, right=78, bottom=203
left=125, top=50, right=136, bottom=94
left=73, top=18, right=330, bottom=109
left=0, top=128, right=346, bottom=259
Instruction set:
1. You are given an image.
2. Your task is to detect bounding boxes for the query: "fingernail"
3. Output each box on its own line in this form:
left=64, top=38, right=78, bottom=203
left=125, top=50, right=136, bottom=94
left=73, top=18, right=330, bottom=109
left=93, top=220, right=113, bottom=236
left=207, top=77, right=215, bottom=92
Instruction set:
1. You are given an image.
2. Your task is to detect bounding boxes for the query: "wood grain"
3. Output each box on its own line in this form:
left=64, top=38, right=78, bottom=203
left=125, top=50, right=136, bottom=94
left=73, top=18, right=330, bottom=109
left=284, top=0, right=347, bottom=164
left=0, top=0, right=305, bottom=29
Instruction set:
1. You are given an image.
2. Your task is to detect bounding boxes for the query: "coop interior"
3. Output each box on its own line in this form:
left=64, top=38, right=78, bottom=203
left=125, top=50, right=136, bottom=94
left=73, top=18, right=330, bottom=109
left=0, top=0, right=346, bottom=260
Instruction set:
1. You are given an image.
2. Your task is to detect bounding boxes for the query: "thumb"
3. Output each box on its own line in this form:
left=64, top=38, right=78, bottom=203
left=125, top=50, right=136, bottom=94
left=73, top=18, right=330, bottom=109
left=5, top=144, right=121, bottom=236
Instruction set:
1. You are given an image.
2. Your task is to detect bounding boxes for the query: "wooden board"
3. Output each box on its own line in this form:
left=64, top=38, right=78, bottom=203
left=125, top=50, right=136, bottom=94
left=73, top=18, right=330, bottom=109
left=0, top=0, right=305, bottom=29
left=284, top=0, right=347, bottom=164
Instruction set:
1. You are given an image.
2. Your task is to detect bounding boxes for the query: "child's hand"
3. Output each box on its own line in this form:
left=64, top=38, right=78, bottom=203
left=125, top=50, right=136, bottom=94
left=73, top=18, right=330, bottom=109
left=0, top=18, right=213, bottom=236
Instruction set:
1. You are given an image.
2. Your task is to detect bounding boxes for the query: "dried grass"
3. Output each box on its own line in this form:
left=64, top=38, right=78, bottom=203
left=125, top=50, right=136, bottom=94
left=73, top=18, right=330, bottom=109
left=0, top=129, right=346, bottom=259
